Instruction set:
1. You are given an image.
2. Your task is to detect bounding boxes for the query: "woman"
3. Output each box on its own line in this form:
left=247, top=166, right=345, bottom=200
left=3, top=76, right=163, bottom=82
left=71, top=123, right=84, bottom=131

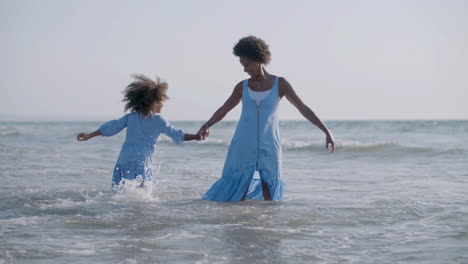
left=198, top=36, right=335, bottom=202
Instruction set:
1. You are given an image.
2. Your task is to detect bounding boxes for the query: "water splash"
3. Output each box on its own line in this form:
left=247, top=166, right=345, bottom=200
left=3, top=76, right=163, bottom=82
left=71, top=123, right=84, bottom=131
left=111, top=179, right=158, bottom=203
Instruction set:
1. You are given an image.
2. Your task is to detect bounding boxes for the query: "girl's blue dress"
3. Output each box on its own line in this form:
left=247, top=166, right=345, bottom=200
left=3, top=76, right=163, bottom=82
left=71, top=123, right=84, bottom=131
left=203, top=76, right=285, bottom=202
left=99, top=112, right=184, bottom=187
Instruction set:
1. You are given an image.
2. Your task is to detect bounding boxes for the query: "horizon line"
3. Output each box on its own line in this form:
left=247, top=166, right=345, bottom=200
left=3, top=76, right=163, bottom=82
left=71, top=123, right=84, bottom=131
left=1, top=118, right=467, bottom=123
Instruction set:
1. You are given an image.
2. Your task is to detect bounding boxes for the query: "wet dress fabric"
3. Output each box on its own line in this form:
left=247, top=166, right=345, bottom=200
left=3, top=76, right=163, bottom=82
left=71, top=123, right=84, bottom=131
left=99, top=112, right=184, bottom=187
left=203, top=77, right=285, bottom=201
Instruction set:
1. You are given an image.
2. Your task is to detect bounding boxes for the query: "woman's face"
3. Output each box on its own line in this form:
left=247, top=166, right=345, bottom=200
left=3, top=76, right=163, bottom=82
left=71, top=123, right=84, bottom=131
left=239, top=56, right=261, bottom=77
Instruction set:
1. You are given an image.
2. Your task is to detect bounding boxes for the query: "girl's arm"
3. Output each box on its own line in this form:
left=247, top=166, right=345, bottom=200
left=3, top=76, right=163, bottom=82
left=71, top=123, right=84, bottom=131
left=280, top=77, right=335, bottom=152
left=77, top=114, right=128, bottom=141
left=184, top=133, right=203, bottom=141
left=77, top=130, right=102, bottom=141
left=197, top=82, right=243, bottom=138
left=99, top=114, right=128, bottom=137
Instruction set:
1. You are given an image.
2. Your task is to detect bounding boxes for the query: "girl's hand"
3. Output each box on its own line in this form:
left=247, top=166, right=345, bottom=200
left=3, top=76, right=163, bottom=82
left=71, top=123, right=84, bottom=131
left=326, top=133, right=335, bottom=152
left=77, top=133, right=89, bottom=141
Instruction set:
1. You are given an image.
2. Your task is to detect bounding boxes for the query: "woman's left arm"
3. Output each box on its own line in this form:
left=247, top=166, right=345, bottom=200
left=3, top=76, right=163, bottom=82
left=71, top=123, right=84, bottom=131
left=280, top=77, right=335, bottom=152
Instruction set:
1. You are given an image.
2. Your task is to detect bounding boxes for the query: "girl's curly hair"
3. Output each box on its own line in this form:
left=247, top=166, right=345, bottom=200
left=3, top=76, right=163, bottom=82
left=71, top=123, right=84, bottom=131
left=233, top=35, right=271, bottom=64
left=122, top=75, right=169, bottom=116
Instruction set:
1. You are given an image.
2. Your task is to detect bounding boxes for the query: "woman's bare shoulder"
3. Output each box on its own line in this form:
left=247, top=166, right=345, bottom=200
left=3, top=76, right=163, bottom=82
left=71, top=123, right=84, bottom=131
left=235, top=80, right=244, bottom=88
left=233, top=80, right=244, bottom=95
left=277, top=76, right=293, bottom=97
left=278, top=76, right=291, bottom=87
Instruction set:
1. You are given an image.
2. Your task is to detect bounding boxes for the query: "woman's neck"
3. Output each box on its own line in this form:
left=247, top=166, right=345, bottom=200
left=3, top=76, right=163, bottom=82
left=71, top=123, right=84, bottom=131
left=252, top=67, right=268, bottom=81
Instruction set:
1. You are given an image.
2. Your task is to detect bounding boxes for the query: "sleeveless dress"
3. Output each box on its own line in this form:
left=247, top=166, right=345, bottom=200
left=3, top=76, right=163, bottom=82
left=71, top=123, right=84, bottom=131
left=203, top=76, right=285, bottom=202
left=99, top=112, right=184, bottom=187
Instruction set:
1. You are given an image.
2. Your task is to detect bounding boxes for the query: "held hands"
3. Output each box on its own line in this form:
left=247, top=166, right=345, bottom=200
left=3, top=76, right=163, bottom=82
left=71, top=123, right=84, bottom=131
left=194, top=133, right=205, bottom=141
left=197, top=124, right=210, bottom=140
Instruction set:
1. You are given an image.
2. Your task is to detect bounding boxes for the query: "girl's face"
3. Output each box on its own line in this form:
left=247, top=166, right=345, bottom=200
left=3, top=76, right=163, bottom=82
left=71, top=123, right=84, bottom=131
left=239, top=56, right=261, bottom=77
left=153, top=101, right=164, bottom=113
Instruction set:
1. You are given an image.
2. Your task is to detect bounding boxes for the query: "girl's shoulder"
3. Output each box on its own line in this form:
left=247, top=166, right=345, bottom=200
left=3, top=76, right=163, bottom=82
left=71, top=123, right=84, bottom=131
left=119, top=112, right=141, bottom=123
left=124, top=111, right=140, bottom=118
left=154, top=114, right=169, bottom=125
left=128, top=111, right=162, bottom=120
left=143, top=113, right=168, bottom=126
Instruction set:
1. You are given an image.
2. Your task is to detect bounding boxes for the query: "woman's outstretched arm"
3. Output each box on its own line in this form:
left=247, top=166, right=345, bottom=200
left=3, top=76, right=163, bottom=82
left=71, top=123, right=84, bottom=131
left=197, top=82, right=243, bottom=139
left=280, top=77, right=335, bottom=152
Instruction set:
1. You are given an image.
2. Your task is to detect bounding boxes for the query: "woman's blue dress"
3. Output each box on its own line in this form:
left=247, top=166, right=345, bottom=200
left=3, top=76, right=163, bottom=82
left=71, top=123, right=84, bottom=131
left=203, top=77, right=285, bottom=202
left=99, top=112, right=184, bottom=187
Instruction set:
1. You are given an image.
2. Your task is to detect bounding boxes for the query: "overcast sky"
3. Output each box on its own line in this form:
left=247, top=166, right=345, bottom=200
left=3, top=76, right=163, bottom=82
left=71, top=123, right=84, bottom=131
left=2, top=0, right=467, bottom=121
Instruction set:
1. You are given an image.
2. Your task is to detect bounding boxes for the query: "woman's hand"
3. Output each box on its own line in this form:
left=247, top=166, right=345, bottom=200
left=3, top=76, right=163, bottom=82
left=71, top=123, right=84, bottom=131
left=326, top=133, right=335, bottom=152
left=77, top=133, right=90, bottom=141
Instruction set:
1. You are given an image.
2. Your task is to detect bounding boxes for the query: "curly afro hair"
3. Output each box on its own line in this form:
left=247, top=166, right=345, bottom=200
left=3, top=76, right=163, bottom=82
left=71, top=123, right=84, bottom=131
left=233, top=35, right=271, bottom=65
left=122, top=74, right=169, bottom=116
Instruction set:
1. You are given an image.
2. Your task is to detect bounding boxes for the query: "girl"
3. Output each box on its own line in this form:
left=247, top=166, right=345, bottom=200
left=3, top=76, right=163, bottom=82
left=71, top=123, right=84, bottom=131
left=77, top=75, right=201, bottom=187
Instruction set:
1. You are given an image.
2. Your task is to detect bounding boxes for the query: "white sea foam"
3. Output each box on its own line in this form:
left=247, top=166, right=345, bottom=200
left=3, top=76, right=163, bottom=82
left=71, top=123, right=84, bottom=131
left=56, top=249, right=96, bottom=255
left=0, top=216, right=41, bottom=226
left=0, top=126, right=19, bottom=137
left=118, top=259, right=138, bottom=264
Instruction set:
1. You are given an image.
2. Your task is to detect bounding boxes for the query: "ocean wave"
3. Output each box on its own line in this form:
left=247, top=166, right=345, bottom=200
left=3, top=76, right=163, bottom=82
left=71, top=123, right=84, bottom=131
left=0, top=216, right=42, bottom=226
left=156, top=135, right=464, bottom=154
left=336, top=141, right=434, bottom=153
left=281, top=140, right=323, bottom=151
left=1, top=188, right=102, bottom=212
left=1, top=186, right=160, bottom=213
left=282, top=139, right=439, bottom=153
left=197, top=139, right=230, bottom=146
left=157, top=136, right=229, bottom=146
left=0, top=128, right=19, bottom=136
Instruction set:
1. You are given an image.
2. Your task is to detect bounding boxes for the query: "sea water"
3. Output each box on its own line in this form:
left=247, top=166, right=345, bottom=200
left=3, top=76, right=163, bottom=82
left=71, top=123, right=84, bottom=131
left=1, top=120, right=467, bottom=263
